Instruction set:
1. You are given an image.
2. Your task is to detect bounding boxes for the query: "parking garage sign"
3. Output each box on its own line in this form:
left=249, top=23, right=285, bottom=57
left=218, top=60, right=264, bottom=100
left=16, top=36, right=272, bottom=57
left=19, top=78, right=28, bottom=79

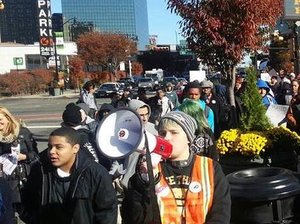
left=38, top=0, right=54, bottom=58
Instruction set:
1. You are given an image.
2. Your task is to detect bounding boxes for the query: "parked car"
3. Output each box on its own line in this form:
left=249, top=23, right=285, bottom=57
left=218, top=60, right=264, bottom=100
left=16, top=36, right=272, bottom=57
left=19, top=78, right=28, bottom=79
left=138, top=77, right=156, bottom=90
left=162, top=76, right=178, bottom=86
left=95, top=82, right=122, bottom=98
left=119, top=77, right=136, bottom=87
left=177, top=77, right=188, bottom=85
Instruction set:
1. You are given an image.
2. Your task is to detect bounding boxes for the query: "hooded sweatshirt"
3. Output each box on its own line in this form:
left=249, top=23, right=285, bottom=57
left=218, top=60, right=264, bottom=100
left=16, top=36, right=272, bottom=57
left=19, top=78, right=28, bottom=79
left=257, top=79, right=277, bottom=108
left=128, top=99, right=157, bottom=135
left=116, top=100, right=158, bottom=189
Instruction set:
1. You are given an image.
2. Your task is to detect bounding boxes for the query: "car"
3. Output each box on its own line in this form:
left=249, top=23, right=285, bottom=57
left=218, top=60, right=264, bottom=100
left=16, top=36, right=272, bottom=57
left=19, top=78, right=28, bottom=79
left=95, top=82, right=122, bottom=98
left=119, top=77, right=136, bottom=87
left=177, top=77, right=188, bottom=85
left=162, top=76, right=179, bottom=86
left=138, top=77, right=156, bottom=90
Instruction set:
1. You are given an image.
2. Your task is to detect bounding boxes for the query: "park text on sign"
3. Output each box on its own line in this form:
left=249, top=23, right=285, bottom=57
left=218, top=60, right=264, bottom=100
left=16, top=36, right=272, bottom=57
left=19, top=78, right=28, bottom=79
left=284, top=0, right=300, bottom=20
left=38, top=0, right=54, bottom=58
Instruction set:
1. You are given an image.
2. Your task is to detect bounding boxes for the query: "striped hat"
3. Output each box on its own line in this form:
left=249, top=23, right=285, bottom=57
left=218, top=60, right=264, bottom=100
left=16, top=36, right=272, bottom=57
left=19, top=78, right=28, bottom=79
left=159, top=111, right=197, bottom=143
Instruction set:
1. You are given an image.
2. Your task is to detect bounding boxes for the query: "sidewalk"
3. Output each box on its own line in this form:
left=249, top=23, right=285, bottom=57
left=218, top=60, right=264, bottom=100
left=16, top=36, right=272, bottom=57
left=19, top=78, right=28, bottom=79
left=0, top=89, right=80, bottom=99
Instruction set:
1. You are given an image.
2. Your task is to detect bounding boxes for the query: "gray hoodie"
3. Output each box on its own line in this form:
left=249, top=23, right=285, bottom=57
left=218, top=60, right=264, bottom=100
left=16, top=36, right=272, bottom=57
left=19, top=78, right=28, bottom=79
left=119, top=99, right=157, bottom=189
left=128, top=99, right=157, bottom=135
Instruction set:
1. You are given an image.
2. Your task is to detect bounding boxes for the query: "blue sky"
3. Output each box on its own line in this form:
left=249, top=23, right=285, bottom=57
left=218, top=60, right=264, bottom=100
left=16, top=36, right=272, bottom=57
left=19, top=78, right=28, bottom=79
left=51, top=0, right=183, bottom=44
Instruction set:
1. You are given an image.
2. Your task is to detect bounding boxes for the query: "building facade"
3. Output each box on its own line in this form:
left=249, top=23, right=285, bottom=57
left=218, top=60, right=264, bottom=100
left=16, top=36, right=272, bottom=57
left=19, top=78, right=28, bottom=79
left=61, top=0, right=149, bottom=50
left=0, top=0, right=39, bottom=44
left=0, top=42, right=77, bottom=74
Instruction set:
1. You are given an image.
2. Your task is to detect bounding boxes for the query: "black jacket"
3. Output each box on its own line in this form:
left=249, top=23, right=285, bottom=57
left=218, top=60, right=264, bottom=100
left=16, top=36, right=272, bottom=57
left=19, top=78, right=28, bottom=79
left=202, top=94, right=223, bottom=139
left=0, top=127, right=38, bottom=162
left=21, top=150, right=118, bottom=224
left=0, top=178, right=14, bottom=224
left=0, top=127, right=39, bottom=203
left=122, top=155, right=231, bottom=224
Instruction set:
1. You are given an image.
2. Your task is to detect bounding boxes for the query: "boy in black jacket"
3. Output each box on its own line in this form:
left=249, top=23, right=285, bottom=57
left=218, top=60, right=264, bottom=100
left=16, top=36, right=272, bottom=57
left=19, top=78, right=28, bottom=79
left=21, top=127, right=117, bottom=224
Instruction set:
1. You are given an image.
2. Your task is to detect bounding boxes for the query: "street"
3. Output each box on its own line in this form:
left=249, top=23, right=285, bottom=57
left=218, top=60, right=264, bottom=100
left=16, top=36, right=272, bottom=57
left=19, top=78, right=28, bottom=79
left=0, top=96, right=111, bottom=151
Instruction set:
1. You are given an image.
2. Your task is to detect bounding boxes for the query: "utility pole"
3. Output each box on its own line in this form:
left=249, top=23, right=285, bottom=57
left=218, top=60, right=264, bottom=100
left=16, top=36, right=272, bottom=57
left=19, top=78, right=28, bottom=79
left=53, top=32, right=59, bottom=81
left=53, top=18, right=77, bottom=81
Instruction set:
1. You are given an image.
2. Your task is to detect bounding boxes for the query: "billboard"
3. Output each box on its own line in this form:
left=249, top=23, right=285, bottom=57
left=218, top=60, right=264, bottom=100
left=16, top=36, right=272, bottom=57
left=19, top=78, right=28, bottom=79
left=284, top=0, right=300, bottom=20
left=38, top=0, right=54, bottom=58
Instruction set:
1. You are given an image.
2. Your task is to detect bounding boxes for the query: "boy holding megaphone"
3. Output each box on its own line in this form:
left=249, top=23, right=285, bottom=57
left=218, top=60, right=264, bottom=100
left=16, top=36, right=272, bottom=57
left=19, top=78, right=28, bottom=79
left=121, top=111, right=231, bottom=224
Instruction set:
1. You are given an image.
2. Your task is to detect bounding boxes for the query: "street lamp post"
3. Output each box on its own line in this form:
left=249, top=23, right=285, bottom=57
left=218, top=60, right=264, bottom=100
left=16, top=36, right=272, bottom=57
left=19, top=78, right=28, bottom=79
left=52, top=17, right=77, bottom=81
left=63, top=17, right=76, bottom=41
left=53, top=32, right=59, bottom=81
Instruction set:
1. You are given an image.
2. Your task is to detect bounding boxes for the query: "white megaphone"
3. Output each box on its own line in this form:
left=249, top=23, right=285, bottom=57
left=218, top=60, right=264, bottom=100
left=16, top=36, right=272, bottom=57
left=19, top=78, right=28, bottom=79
left=95, top=108, right=173, bottom=160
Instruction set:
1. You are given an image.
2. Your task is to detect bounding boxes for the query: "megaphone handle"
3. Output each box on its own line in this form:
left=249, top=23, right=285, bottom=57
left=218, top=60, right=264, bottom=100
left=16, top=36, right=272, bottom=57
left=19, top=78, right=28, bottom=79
left=143, top=131, right=162, bottom=223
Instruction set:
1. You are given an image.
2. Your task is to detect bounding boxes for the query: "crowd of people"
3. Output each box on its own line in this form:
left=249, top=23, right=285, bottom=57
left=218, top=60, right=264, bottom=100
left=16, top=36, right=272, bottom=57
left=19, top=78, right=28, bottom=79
left=234, top=69, right=300, bottom=134
left=0, top=70, right=299, bottom=223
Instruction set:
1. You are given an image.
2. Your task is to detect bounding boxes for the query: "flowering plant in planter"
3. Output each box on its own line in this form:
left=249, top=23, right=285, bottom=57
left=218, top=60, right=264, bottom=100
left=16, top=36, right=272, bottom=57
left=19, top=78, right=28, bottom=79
left=217, top=68, right=300, bottom=173
left=264, top=127, right=300, bottom=155
left=217, top=127, right=300, bottom=158
left=217, top=129, right=268, bottom=158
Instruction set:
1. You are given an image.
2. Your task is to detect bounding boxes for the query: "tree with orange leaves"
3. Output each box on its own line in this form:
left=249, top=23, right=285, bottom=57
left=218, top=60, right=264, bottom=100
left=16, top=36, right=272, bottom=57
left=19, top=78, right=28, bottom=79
left=69, top=56, right=86, bottom=89
left=167, top=0, right=282, bottom=106
left=76, top=32, right=137, bottom=78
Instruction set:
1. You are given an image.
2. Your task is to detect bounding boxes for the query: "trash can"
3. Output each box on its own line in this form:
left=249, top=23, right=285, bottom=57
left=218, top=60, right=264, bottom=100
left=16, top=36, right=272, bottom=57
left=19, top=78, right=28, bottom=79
left=227, top=167, right=300, bottom=223
left=48, top=86, right=54, bottom=96
left=48, top=87, right=60, bottom=96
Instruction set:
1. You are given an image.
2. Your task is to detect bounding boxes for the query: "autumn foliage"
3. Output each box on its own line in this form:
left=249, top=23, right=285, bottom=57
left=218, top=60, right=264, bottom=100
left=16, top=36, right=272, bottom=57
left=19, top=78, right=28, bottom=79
left=76, top=32, right=137, bottom=72
left=167, top=0, right=282, bottom=111
left=69, top=56, right=86, bottom=89
left=167, top=0, right=283, bottom=72
left=0, top=69, right=53, bottom=95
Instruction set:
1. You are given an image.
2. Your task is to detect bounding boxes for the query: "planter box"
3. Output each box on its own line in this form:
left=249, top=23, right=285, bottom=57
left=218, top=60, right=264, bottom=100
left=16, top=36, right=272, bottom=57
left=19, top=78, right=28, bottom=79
left=220, top=154, right=266, bottom=175
left=220, top=150, right=298, bottom=175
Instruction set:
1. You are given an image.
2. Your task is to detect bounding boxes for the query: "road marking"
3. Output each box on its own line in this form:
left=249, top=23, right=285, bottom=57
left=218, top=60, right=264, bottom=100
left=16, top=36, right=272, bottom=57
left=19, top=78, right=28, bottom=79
left=26, top=125, right=61, bottom=129
left=16, top=113, right=61, bottom=118
left=16, top=113, right=62, bottom=121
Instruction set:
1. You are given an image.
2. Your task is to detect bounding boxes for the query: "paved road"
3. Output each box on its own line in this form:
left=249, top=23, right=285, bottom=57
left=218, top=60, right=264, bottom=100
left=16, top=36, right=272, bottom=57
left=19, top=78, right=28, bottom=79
left=0, top=96, right=111, bottom=151
left=0, top=89, right=155, bottom=151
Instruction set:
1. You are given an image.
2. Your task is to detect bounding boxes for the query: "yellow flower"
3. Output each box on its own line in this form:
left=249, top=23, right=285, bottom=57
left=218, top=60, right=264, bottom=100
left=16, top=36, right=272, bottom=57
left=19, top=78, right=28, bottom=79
left=265, top=126, right=300, bottom=153
left=235, top=132, right=267, bottom=157
left=217, top=129, right=240, bottom=154
left=217, top=127, right=300, bottom=157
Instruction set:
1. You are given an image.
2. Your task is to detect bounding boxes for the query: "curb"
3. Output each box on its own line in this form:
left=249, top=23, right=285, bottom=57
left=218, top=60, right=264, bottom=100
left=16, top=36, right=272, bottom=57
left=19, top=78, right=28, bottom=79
left=0, top=93, right=79, bottom=100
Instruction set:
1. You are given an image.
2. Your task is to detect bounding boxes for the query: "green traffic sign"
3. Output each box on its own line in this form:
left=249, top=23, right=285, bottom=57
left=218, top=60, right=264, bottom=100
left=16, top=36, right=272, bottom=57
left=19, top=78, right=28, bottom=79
left=13, top=57, right=23, bottom=66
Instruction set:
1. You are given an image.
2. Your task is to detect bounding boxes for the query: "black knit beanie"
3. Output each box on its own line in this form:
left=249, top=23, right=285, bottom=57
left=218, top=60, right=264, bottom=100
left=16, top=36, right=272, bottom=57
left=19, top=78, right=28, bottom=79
left=62, top=103, right=82, bottom=126
left=159, top=111, right=197, bottom=143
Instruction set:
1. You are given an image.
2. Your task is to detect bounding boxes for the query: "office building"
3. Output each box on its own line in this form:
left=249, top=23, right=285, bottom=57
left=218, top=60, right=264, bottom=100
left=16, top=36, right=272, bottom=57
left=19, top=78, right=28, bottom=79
left=61, top=0, right=149, bottom=50
left=0, top=0, right=39, bottom=44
